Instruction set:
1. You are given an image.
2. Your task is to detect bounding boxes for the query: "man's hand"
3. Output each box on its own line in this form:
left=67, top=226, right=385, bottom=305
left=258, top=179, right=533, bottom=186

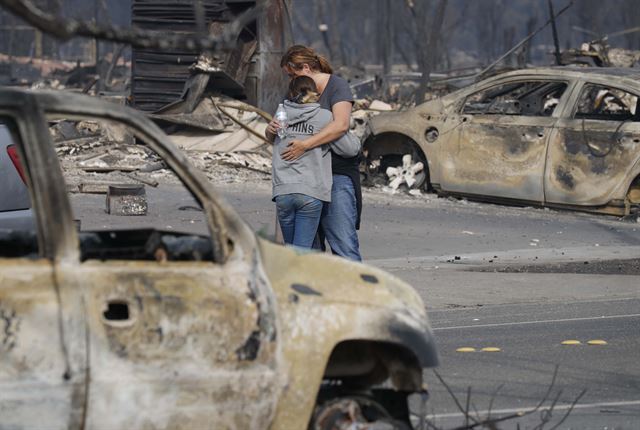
left=281, top=139, right=310, bottom=161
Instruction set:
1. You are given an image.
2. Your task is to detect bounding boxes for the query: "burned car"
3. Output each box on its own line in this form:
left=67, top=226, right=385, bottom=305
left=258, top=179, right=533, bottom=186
left=0, top=88, right=437, bottom=429
left=365, top=68, right=640, bottom=216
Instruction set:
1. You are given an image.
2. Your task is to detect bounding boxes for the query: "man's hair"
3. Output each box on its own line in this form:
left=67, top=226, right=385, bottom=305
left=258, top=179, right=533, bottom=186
left=288, top=76, right=319, bottom=104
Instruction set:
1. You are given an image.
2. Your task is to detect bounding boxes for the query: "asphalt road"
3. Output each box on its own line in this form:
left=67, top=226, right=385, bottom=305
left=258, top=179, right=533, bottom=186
left=422, top=299, right=640, bottom=429
left=220, top=181, right=640, bottom=430
left=74, top=180, right=640, bottom=429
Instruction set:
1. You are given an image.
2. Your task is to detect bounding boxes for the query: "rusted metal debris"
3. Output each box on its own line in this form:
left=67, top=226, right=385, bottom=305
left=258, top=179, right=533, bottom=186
left=130, top=0, right=245, bottom=112
left=365, top=67, right=640, bottom=215
left=106, top=184, right=148, bottom=216
left=131, top=0, right=292, bottom=114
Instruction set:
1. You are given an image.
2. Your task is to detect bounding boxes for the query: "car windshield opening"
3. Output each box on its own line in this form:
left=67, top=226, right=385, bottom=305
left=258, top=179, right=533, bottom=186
left=48, top=116, right=215, bottom=262
left=463, top=81, right=568, bottom=117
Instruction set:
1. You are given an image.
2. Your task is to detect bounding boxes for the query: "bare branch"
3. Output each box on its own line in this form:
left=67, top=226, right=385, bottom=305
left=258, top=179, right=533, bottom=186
left=470, top=403, right=482, bottom=428
left=433, top=370, right=481, bottom=426
left=464, top=386, right=471, bottom=428
left=289, top=2, right=314, bottom=44
left=449, top=365, right=554, bottom=429
left=534, top=365, right=560, bottom=412
left=535, top=389, right=564, bottom=430
left=421, top=366, right=586, bottom=430
left=487, top=383, right=505, bottom=421
left=548, top=389, right=587, bottom=430
left=476, top=1, right=573, bottom=78
left=0, top=0, right=260, bottom=51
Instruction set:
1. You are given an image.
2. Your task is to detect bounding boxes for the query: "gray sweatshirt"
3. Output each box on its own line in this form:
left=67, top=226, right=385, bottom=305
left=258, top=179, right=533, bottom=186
left=272, top=100, right=333, bottom=202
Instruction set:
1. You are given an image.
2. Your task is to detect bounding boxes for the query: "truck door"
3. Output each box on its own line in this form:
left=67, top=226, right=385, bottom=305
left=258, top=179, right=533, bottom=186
left=0, top=107, right=86, bottom=429
left=46, top=114, right=280, bottom=429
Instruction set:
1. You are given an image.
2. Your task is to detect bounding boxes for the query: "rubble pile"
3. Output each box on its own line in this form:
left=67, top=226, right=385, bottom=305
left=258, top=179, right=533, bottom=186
left=0, top=54, right=130, bottom=93
left=46, top=65, right=462, bottom=200
left=159, top=94, right=272, bottom=156
left=560, top=40, right=640, bottom=68
left=52, top=116, right=273, bottom=196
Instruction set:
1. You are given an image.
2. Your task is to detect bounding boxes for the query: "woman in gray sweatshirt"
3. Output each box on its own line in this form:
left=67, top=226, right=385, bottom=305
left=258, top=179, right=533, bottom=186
left=271, top=76, right=333, bottom=248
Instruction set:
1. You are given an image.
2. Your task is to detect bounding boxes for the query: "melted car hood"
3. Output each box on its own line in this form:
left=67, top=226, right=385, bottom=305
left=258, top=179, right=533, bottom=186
left=257, top=238, right=427, bottom=316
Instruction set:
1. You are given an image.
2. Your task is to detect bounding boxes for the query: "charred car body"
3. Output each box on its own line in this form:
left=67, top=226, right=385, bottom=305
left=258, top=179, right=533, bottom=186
left=365, top=68, right=640, bottom=216
left=0, top=88, right=437, bottom=429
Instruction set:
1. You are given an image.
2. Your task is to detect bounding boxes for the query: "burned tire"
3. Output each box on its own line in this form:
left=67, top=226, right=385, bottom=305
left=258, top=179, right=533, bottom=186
left=362, top=133, right=429, bottom=191
left=309, top=396, right=411, bottom=430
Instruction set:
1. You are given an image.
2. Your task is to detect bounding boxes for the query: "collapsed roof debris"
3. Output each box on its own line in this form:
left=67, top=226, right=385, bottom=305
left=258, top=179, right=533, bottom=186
left=0, top=53, right=130, bottom=91
left=560, top=39, right=640, bottom=68
left=130, top=0, right=250, bottom=112
left=52, top=118, right=272, bottom=197
left=154, top=93, right=272, bottom=155
left=130, top=0, right=293, bottom=114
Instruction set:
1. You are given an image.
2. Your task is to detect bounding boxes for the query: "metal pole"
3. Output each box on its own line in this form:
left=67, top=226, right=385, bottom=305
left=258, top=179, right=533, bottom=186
left=548, top=0, right=562, bottom=65
left=476, top=1, right=573, bottom=78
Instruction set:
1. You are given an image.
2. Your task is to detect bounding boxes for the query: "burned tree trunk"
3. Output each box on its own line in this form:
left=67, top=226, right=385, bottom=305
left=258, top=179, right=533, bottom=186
left=414, top=0, right=448, bottom=103
left=523, top=15, right=538, bottom=66
left=378, top=0, right=394, bottom=97
left=327, top=0, right=343, bottom=66
left=290, top=1, right=314, bottom=45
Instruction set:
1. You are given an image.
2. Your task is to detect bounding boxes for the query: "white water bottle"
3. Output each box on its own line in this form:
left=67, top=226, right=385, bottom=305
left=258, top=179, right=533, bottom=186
left=275, top=103, right=288, bottom=139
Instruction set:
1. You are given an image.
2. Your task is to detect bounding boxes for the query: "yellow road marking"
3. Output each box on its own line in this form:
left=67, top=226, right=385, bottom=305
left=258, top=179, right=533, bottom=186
left=481, top=347, right=501, bottom=352
left=561, top=340, right=582, bottom=345
left=587, top=340, right=608, bottom=345
left=456, top=347, right=476, bottom=352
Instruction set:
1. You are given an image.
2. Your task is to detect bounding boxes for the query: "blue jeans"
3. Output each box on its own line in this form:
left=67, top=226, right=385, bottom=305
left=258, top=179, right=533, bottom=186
left=275, top=193, right=323, bottom=249
left=319, top=175, right=362, bottom=261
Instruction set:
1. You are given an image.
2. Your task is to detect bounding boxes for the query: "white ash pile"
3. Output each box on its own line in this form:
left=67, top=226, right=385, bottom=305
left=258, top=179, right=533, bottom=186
left=51, top=115, right=272, bottom=195
left=150, top=93, right=274, bottom=183
left=154, top=94, right=272, bottom=155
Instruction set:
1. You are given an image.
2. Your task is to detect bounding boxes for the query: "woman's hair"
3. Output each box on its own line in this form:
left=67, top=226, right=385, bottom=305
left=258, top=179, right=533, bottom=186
left=281, top=45, right=333, bottom=74
left=288, top=76, right=319, bottom=104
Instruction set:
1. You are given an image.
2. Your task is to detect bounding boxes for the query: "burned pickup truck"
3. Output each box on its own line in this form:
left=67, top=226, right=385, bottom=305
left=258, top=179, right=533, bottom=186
left=364, top=68, right=640, bottom=216
left=0, top=88, right=437, bottom=429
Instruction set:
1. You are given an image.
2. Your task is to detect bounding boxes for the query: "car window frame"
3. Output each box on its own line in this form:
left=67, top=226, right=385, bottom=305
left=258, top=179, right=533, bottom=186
left=569, top=81, right=640, bottom=122
left=459, top=77, right=572, bottom=118
left=44, top=110, right=229, bottom=265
